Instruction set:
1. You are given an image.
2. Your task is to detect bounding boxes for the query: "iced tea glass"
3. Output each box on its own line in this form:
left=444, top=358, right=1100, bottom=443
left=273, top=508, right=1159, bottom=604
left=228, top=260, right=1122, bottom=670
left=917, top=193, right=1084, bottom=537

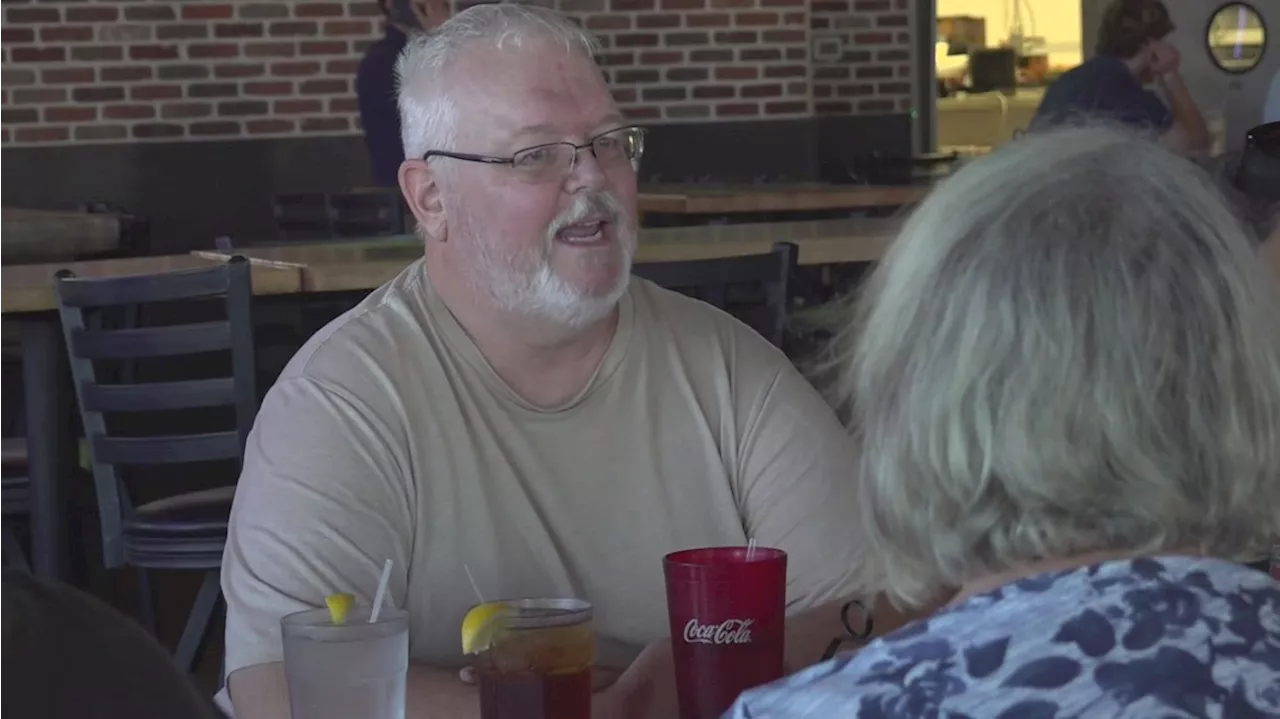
left=476, top=598, right=595, bottom=719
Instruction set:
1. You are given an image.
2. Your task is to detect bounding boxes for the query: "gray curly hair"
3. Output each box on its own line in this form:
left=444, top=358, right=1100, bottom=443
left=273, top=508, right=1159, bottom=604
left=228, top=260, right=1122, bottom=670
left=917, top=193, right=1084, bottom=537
left=838, top=124, right=1280, bottom=609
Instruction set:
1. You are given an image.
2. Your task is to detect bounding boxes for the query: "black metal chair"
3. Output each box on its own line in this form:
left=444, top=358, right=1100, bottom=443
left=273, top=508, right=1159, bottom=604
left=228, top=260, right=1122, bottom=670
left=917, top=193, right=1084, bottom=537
left=1235, top=121, right=1280, bottom=239
left=632, top=242, right=796, bottom=348
left=54, top=256, right=257, bottom=673
left=330, top=190, right=406, bottom=237
left=273, top=189, right=406, bottom=242
left=2, top=438, right=31, bottom=571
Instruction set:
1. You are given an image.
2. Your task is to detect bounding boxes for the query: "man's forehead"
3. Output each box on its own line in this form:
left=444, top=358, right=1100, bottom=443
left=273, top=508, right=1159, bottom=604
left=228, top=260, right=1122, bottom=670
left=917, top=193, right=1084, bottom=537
left=453, top=42, right=605, bottom=96
left=504, top=112, right=626, bottom=142
left=450, top=45, right=618, bottom=142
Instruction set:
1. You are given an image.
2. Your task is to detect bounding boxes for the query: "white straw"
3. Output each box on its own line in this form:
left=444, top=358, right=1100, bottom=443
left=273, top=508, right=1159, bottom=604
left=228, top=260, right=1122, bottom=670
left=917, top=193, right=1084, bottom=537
left=369, top=558, right=393, bottom=624
left=746, top=538, right=757, bottom=560
left=463, top=563, right=487, bottom=603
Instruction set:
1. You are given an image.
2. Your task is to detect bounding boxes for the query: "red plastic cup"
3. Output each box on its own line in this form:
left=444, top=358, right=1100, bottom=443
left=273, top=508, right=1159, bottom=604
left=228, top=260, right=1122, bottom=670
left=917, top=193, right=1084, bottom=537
left=663, top=546, right=787, bottom=719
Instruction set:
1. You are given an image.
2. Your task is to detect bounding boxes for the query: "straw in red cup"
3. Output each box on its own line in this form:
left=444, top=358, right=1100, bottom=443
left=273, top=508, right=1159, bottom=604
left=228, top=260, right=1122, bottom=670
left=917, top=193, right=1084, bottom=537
left=663, top=546, right=787, bottom=719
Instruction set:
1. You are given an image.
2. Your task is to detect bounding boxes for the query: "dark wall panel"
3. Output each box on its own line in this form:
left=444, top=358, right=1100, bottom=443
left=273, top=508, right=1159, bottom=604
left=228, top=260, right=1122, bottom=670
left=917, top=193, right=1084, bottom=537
left=3, top=135, right=373, bottom=255
left=2, top=115, right=913, bottom=256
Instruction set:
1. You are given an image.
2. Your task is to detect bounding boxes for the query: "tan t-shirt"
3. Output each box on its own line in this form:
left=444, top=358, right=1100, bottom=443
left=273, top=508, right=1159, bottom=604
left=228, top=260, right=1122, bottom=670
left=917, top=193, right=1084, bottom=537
left=222, top=259, right=864, bottom=677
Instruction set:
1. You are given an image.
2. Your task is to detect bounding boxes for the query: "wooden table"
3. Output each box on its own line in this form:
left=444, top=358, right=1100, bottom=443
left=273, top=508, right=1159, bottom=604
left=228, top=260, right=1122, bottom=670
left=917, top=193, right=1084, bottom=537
left=2, top=208, right=122, bottom=263
left=1, top=254, right=302, bottom=580
left=193, top=218, right=901, bottom=294
left=1, top=255, right=303, bottom=313
left=637, top=183, right=930, bottom=215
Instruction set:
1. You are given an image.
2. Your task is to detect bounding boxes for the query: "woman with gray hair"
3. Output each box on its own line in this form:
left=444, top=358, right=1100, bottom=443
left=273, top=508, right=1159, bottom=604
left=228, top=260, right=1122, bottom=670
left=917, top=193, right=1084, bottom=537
left=728, top=126, right=1280, bottom=718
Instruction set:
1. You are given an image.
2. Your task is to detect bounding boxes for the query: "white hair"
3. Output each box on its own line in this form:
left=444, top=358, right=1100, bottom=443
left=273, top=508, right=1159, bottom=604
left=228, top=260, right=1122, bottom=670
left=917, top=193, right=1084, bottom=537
left=394, top=2, right=601, bottom=161
left=838, top=124, right=1280, bottom=609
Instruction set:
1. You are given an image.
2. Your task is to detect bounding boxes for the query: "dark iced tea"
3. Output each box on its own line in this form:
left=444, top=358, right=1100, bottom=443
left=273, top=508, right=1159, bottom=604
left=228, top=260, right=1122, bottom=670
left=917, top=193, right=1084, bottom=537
left=476, top=598, right=594, bottom=719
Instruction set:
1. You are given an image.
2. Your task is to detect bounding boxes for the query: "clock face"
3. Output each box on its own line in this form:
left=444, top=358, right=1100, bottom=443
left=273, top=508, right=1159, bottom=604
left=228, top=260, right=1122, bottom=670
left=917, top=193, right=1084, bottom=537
left=1207, top=3, right=1266, bottom=74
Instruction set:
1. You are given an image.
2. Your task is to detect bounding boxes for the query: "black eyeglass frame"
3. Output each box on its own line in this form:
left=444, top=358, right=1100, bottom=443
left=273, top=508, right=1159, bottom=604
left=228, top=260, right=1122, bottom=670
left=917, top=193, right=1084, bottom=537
left=421, top=125, right=647, bottom=172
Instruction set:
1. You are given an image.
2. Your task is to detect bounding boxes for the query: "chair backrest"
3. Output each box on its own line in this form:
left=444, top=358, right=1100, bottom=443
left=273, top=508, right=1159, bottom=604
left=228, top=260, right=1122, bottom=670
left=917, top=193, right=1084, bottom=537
left=273, top=192, right=332, bottom=242
left=273, top=190, right=406, bottom=242
left=329, top=190, right=406, bottom=237
left=54, top=257, right=257, bottom=568
left=632, top=242, right=796, bottom=347
left=1235, top=122, right=1280, bottom=240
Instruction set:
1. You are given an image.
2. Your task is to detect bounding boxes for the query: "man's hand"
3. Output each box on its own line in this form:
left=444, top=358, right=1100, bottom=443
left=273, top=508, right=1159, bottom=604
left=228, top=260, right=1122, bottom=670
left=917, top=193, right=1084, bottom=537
left=1148, top=39, right=1181, bottom=77
left=593, top=639, right=679, bottom=719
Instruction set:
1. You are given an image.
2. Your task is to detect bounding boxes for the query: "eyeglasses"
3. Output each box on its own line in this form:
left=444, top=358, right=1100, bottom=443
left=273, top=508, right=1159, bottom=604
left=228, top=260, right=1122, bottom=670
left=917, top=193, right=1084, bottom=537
left=423, top=126, right=646, bottom=183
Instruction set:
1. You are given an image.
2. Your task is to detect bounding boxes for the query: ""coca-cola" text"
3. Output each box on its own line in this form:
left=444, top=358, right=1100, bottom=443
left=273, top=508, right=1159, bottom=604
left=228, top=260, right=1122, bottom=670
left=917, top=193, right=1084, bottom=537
left=682, top=618, right=754, bottom=645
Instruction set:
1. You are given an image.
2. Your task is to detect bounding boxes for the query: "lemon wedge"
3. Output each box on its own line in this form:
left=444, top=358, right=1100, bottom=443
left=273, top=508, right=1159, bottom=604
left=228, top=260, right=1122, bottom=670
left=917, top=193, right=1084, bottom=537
left=461, top=601, right=512, bottom=655
left=325, top=593, right=355, bottom=625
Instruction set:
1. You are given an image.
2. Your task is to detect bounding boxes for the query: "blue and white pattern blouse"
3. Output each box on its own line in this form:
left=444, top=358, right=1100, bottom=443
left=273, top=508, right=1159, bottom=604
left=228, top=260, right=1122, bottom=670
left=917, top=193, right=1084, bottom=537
left=727, top=556, right=1280, bottom=718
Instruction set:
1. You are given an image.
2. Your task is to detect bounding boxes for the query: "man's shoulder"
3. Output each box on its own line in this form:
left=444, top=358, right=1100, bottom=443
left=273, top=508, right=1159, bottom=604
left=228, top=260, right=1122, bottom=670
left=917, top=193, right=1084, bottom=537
left=627, top=277, right=800, bottom=405
left=281, top=260, right=432, bottom=386
left=630, top=276, right=785, bottom=352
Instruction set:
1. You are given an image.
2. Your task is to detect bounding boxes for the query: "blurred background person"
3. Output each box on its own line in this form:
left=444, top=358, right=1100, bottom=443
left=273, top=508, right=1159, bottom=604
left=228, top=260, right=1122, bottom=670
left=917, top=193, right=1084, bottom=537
left=358, top=0, right=451, bottom=187
left=1032, top=0, right=1210, bottom=157
left=3, top=570, right=221, bottom=719
left=1265, top=68, right=1280, bottom=125
left=728, top=125, right=1280, bottom=718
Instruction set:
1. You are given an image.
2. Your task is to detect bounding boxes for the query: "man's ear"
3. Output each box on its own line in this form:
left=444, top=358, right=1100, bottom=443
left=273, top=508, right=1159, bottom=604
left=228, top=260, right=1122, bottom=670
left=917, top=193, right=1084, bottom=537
left=398, top=159, right=448, bottom=241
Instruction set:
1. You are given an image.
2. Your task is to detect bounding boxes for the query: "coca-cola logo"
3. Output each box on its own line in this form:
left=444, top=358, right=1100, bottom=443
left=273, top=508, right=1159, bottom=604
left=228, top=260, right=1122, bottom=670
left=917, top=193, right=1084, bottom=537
left=682, top=618, right=754, bottom=645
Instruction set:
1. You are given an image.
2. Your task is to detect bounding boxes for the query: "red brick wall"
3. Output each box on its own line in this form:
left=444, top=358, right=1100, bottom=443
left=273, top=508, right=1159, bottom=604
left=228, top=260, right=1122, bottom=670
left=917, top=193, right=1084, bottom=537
left=811, top=0, right=914, bottom=116
left=1, top=0, right=916, bottom=147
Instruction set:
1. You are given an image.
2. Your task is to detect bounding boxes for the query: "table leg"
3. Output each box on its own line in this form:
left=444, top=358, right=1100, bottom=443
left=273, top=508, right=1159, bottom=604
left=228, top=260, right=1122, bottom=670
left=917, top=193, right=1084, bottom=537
left=21, top=317, right=68, bottom=581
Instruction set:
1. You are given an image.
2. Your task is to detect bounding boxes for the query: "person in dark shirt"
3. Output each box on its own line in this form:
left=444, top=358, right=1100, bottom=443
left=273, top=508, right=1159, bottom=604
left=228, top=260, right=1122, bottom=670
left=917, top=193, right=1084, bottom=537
left=357, top=0, right=450, bottom=187
left=1033, top=0, right=1210, bottom=156
left=2, top=570, right=221, bottom=719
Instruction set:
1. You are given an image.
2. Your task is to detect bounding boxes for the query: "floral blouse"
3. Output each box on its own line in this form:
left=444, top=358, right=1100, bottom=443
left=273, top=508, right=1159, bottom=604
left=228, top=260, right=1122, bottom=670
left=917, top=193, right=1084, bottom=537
left=727, top=556, right=1280, bottom=718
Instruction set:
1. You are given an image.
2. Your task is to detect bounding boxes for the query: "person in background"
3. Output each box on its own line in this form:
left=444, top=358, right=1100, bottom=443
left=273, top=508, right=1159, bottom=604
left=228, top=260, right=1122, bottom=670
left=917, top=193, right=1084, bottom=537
left=1264, top=68, right=1280, bottom=124
left=222, top=5, right=900, bottom=719
left=3, top=570, right=221, bottom=719
left=357, top=0, right=450, bottom=187
left=1032, top=0, right=1211, bottom=157
left=728, top=125, right=1280, bottom=718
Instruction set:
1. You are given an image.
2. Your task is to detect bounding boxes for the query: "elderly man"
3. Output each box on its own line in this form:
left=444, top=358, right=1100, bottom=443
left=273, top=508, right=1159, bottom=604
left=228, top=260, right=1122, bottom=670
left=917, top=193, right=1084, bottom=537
left=222, top=5, right=877, bottom=718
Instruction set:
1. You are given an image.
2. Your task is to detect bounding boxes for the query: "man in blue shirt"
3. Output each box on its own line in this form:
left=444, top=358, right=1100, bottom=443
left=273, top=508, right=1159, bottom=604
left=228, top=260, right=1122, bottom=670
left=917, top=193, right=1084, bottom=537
left=357, top=0, right=449, bottom=187
left=1033, top=0, right=1210, bottom=156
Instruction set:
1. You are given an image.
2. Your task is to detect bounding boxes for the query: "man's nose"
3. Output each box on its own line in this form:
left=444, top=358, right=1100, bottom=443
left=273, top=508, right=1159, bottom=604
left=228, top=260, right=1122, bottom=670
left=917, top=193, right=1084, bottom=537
left=564, top=146, right=607, bottom=193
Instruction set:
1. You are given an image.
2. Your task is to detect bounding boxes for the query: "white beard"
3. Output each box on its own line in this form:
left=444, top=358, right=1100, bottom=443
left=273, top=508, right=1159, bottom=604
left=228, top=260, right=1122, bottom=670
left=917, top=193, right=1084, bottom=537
left=458, top=194, right=636, bottom=329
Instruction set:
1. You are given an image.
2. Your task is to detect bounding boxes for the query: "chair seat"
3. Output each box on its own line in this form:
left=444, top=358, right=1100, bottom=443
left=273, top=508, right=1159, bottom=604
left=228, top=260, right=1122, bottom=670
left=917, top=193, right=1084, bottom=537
left=125, top=485, right=234, bottom=539
left=123, top=485, right=234, bottom=568
left=1, top=437, right=28, bottom=468
left=2, top=475, right=31, bottom=515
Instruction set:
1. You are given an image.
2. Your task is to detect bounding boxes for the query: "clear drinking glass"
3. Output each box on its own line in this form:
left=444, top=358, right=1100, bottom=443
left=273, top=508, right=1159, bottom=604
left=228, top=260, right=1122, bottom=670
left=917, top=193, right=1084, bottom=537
left=281, top=605, right=409, bottom=719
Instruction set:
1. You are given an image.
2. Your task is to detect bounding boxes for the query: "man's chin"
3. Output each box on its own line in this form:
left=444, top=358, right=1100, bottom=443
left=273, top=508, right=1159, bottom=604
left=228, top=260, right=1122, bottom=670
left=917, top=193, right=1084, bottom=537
left=580, top=266, right=631, bottom=300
